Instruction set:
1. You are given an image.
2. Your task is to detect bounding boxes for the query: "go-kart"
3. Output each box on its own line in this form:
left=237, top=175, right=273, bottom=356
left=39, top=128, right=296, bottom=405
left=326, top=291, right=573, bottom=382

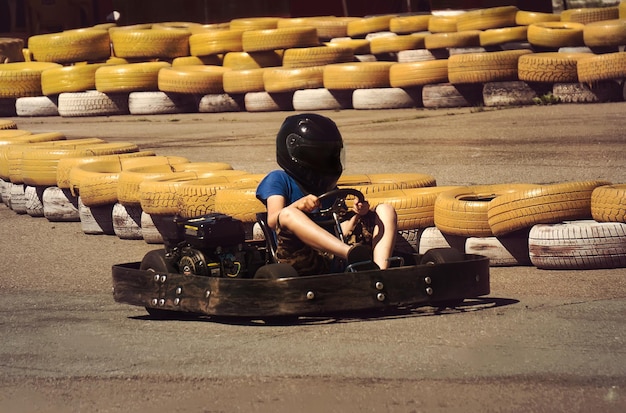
left=111, top=188, right=490, bottom=320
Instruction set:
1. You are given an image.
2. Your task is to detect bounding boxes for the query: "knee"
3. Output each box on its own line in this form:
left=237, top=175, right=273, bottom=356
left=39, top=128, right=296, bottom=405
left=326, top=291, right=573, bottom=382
left=375, top=203, right=397, bottom=223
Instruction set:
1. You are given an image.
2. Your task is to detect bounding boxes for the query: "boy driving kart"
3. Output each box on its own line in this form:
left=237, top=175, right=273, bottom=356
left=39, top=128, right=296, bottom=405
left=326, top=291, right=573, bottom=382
left=256, top=113, right=397, bottom=276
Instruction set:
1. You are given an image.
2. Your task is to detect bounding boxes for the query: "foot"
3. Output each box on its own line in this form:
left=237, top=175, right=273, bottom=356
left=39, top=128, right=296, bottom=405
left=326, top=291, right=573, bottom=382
left=346, top=244, right=379, bottom=272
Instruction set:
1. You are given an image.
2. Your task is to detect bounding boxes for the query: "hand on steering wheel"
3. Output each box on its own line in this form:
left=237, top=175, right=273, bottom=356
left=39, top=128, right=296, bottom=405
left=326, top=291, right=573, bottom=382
left=307, top=188, right=365, bottom=220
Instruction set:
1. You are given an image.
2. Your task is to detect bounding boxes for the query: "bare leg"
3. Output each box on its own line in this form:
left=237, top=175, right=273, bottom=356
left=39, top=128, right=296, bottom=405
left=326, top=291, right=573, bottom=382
left=371, top=203, right=397, bottom=269
left=277, top=207, right=351, bottom=258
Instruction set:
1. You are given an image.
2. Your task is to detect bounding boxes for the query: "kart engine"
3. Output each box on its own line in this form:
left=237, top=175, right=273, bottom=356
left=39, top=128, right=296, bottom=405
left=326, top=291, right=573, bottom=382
left=166, top=213, right=251, bottom=278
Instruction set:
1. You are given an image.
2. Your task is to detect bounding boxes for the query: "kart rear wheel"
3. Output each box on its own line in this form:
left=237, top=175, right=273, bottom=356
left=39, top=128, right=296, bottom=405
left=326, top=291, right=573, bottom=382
left=140, top=249, right=181, bottom=319
left=420, top=248, right=465, bottom=309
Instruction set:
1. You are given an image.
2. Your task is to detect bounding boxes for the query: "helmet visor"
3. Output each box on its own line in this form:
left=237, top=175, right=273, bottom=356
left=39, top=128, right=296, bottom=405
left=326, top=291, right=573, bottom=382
left=286, top=134, right=344, bottom=175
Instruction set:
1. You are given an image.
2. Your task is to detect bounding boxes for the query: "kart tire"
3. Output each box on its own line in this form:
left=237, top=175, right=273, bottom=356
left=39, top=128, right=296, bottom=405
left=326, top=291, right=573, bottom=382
left=528, top=220, right=626, bottom=270
left=110, top=28, right=190, bottom=59
left=222, top=51, right=283, bottom=70
left=78, top=198, right=115, bottom=235
left=140, top=249, right=183, bottom=319
left=420, top=247, right=466, bottom=309
left=27, top=29, right=110, bottom=64
left=254, top=263, right=298, bottom=279
left=577, top=52, right=626, bottom=83
left=583, top=19, right=626, bottom=48
left=188, top=29, right=245, bottom=56
left=527, top=22, right=585, bottom=48
left=96, top=62, right=171, bottom=93
left=223, top=68, right=267, bottom=93
left=591, top=184, right=626, bottom=223
left=487, top=180, right=611, bottom=237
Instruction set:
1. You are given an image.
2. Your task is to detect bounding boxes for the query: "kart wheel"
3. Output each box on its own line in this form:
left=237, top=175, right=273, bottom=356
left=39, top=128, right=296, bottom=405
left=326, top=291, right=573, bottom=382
left=140, top=250, right=179, bottom=319
left=254, top=263, right=298, bottom=279
left=420, top=248, right=465, bottom=309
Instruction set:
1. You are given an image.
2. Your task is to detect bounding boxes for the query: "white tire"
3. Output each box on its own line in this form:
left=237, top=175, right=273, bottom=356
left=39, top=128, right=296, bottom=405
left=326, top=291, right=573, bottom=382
left=128, top=91, right=196, bottom=115
left=465, top=233, right=531, bottom=266
left=112, top=202, right=143, bottom=240
left=16, top=96, right=59, bottom=117
left=244, top=91, right=294, bottom=112
left=42, top=186, right=80, bottom=221
left=529, top=220, right=626, bottom=270
left=352, top=87, right=421, bottom=110
left=10, top=183, right=26, bottom=214
left=292, top=88, right=352, bottom=111
left=1, top=178, right=10, bottom=206
left=483, top=81, right=551, bottom=107
left=198, top=94, right=244, bottom=113
left=58, top=91, right=130, bottom=117
left=24, top=185, right=45, bottom=217
left=141, top=212, right=164, bottom=244
left=78, top=198, right=115, bottom=235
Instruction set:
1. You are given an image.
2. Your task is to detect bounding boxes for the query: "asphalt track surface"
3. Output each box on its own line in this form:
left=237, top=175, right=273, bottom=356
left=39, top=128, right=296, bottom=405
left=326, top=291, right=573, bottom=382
left=1, top=103, right=625, bottom=412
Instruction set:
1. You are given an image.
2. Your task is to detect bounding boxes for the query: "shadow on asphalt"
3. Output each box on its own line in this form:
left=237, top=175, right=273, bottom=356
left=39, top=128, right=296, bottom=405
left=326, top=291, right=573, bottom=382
left=129, top=297, right=519, bottom=326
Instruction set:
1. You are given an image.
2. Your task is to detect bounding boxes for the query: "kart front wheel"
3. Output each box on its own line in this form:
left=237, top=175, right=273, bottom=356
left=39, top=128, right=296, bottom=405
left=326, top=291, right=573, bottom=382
left=140, top=249, right=181, bottom=319
left=420, top=248, right=465, bottom=309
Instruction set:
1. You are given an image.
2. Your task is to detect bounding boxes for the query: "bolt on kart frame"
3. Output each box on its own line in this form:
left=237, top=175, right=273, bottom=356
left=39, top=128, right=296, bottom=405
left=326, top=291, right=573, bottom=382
left=112, top=189, right=490, bottom=320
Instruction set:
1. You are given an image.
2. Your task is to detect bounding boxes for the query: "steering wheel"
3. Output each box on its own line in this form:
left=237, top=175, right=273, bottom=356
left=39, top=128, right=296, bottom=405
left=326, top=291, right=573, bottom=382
left=308, top=188, right=365, bottom=221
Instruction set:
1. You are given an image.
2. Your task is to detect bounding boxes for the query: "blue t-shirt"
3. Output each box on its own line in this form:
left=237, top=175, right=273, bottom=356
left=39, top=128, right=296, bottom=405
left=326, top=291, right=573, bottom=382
left=256, top=170, right=306, bottom=206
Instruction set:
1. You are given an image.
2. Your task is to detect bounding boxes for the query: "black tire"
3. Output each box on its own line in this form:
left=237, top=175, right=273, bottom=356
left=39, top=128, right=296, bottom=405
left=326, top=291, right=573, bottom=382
left=254, top=263, right=298, bottom=279
left=420, top=248, right=465, bottom=309
left=140, top=250, right=180, bottom=319
left=420, top=247, right=464, bottom=265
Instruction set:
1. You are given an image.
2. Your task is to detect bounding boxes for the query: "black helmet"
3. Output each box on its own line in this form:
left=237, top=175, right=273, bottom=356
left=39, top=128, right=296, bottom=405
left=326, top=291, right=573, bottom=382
left=276, top=113, right=344, bottom=195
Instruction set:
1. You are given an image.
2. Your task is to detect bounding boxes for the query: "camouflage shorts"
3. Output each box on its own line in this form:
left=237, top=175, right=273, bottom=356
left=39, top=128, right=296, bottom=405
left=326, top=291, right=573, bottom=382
left=275, top=211, right=377, bottom=276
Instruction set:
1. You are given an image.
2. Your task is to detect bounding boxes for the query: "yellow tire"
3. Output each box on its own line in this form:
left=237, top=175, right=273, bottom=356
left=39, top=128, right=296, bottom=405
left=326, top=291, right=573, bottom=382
left=370, top=34, right=427, bottom=54
left=229, top=17, right=280, bottom=31
left=110, top=28, right=190, bottom=59
left=177, top=174, right=264, bottom=218
left=515, top=10, right=560, bottom=25
left=140, top=169, right=246, bottom=215
left=41, top=63, right=107, bottom=96
left=591, top=184, right=626, bottom=223
left=0, top=132, right=66, bottom=179
left=479, top=26, right=528, bottom=47
left=56, top=151, right=156, bottom=189
left=213, top=184, right=266, bottom=223
left=223, top=68, right=267, bottom=93
left=282, top=46, right=353, bottom=68
left=389, top=60, right=448, bottom=88
left=0, top=62, right=62, bottom=98
left=75, top=156, right=189, bottom=206
left=390, top=15, right=431, bottom=34
left=242, top=27, right=319, bottom=52
left=434, top=183, right=539, bottom=237
left=158, top=65, right=230, bottom=94
left=367, top=186, right=461, bottom=230
left=560, top=6, right=619, bottom=24
left=448, top=49, right=531, bottom=84
left=326, top=39, right=371, bottom=55
left=577, top=51, right=626, bottom=83
left=428, top=14, right=461, bottom=33
left=323, top=62, right=394, bottom=90
left=487, top=181, right=612, bottom=236
left=21, top=142, right=139, bottom=187
left=527, top=22, right=584, bottom=48
left=263, top=66, right=325, bottom=93
left=456, top=6, right=519, bottom=31
left=222, top=51, right=283, bottom=70
left=338, top=173, right=437, bottom=195
left=189, top=29, right=245, bottom=56
left=518, top=52, right=591, bottom=83
left=0, top=120, right=18, bottom=130
left=583, top=19, right=626, bottom=48
left=27, top=29, right=111, bottom=64
left=172, top=55, right=223, bottom=66
left=95, top=62, right=171, bottom=93
left=347, top=15, right=393, bottom=38
left=424, top=30, right=481, bottom=50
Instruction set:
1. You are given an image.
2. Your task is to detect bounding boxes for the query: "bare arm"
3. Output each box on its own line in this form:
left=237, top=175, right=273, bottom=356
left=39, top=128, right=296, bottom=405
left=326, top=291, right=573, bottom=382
left=265, top=193, right=320, bottom=229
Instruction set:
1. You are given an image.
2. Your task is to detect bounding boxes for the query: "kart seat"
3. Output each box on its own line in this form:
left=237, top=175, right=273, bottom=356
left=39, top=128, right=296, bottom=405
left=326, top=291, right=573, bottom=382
left=256, top=212, right=278, bottom=264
